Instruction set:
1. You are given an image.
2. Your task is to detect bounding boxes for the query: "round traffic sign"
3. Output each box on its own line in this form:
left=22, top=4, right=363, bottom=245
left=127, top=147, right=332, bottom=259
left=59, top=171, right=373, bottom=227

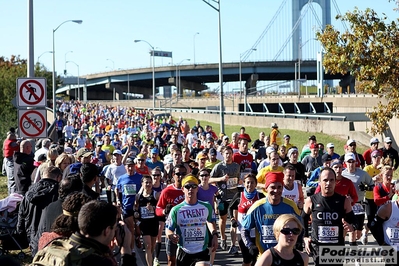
left=19, top=79, right=45, bottom=106
left=19, top=110, right=46, bottom=138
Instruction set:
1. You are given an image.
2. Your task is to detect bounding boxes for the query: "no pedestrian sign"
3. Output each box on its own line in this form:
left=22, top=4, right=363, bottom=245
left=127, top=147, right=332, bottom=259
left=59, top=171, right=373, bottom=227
left=18, top=109, right=47, bottom=138
left=17, top=78, right=47, bottom=107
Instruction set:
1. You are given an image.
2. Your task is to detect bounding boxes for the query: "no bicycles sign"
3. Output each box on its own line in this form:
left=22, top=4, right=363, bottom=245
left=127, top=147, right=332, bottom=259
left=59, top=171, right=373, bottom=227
left=18, top=109, right=47, bottom=138
left=17, top=78, right=47, bottom=107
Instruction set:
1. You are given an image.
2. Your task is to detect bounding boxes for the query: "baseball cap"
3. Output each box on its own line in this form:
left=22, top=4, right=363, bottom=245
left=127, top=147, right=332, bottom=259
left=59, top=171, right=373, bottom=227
left=197, top=152, right=208, bottom=160
left=64, top=147, right=73, bottom=154
left=370, top=137, right=380, bottom=145
left=346, top=139, right=356, bottom=146
left=124, top=158, right=135, bottom=165
left=113, top=150, right=122, bottom=155
left=266, top=146, right=275, bottom=154
left=310, top=143, right=318, bottom=149
left=322, top=153, right=332, bottom=163
left=238, top=133, right=251, bottom=142
left=385, top=137, right=392, bottom=143
left=76, top=148, right=93, bottom=158
left=206, top=137, right=214, bottom=142
left=151, top=148, right=159, bottom=154
left=344, top=153, right=356, bottom=162
left=283, top=134, right=290, bottom=139
left=326, top=143, right=334, bottom=148
left=271, top=123, right=278, bottom=128
left=209, top=148, right=217, bottom=156
left=223, top=135, right=229, bottom=140
left=371, top=150, right=382, bottom=158
left=96, top=141, right=104, bottom=146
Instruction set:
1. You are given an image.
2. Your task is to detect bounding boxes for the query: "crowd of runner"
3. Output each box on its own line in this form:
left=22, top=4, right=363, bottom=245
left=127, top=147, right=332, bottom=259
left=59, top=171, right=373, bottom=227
left=2, top=99, right=399, bottom=266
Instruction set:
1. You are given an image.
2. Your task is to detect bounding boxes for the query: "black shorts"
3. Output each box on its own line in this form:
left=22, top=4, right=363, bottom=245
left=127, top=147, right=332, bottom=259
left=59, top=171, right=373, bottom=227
left=176, top=247, right=210, bottom=266
left=365, top=199, right=377, bottom=226
left=218, top=201, right=230, bottom=217
left=123, top=209, right=134, bottom=219
left=139, top=218, right=159, bottom=237
left=238, top=238, right=257, bottom=264
left=354, top=213, right=365, bottom=231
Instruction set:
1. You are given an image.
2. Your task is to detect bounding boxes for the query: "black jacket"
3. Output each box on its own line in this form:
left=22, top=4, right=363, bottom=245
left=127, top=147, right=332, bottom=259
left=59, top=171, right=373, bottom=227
left=13, top=151, right=35, bottom=195
left=82, top=184, right=100, bottom=200
left=17, top=178, right=59, bottom=254
left=69, top=232, right=136, bottom=266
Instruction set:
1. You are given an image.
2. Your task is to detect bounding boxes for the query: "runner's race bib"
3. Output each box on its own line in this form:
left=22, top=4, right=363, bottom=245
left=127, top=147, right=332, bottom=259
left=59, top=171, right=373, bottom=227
left=388, top=227, right=399, bottom=245
left=318, top=225, right=339, bottom=243
left=140, top=206, right=155, bottom=219
left=261, top=225, right=277, bottom=244
left=123, top=184, right=137, bottom=195
left=227, top=178, right=239, bottom=189
left=352, top=203, right=365, bottom=215
left=183, top=227, right=206, bottom=244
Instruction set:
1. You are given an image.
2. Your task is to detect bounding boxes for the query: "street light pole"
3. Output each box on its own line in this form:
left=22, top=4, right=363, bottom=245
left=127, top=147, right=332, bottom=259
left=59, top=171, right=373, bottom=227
left=202, top=0, right=224, bottom=133
left=193, top=32, right=199, bottom=65
left=52, top=19, right=82, bottom=119
left=37, top=51, right=53, bottom=64
left=239, top=48, right=256, bottom=116
left=106, top=58, right=115, bottom=70
left=176, top=59, right=191, bottom=99
left=134, top=39, right=156, bottom=109
left=64, top=51, right=73, bottom=75
left=66, top=61, right=80, bottom=100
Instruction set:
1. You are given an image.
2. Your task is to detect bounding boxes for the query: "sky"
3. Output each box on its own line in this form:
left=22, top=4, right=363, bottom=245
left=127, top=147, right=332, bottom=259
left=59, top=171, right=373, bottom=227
left=1, top=0, right=398, bottom=82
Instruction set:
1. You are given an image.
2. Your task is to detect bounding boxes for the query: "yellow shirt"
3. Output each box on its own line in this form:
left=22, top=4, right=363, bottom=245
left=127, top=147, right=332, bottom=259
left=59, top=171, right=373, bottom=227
left=363, top=165, right=380, bottom=199
left=256, top=165, right=284, bottom=184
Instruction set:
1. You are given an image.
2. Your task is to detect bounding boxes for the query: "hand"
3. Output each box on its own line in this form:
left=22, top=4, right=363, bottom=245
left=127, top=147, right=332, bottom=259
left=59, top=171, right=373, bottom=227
left=222, top=174, right=229, bottom=182
left=248, top=244, right=258, bottom=256
left=303, top=237, right=312, bottom=254
left=342, top=218, right=354, bottom=232
left=164, top=204, right=173, bottom=216
left=231, top=218, right=238, bottom=228
left=115, top=222, right=132, bottom=255
left=168, top=233, right=179, bottom=244
left=211, top=234, right=218, bottom=252
left=297, top=201, right=304, bottom=209
left=358, top=182, right=366, bottom=191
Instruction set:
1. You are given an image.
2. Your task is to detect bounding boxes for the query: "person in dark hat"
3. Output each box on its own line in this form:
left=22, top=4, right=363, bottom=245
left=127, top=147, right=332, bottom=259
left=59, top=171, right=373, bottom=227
left=306, top=153, right=332, bottom=187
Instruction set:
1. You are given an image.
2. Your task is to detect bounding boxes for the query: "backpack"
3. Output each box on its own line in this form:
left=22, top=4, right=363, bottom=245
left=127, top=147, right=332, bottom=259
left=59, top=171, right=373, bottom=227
left=31, top=238, right=94, bottom=266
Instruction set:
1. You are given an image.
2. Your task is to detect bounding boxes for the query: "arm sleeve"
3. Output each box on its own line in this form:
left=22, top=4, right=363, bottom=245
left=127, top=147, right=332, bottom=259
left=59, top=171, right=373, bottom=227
left=155, top=190, right=167, bottom=217
left=348, top=181, right=358, bottom=204
left=369, top=215, right=388, bottom=245
left=228, top=192, right=240, bottom=218
left=374, top=185, right=390, bottom=206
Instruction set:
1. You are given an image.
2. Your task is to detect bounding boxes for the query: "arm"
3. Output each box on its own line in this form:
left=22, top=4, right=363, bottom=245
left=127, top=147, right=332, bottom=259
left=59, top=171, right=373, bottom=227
left=206, top=221, right=218, bottom=252
left=227, top=192, right=240, bottom=219
left=306, top=168, right=320, bottom=187
left=348, top=181, right=358, bottom=204
left=374, top=185, right=392, bottom=206
left=254, top=249, right=273, bottom=266
left=369, top=203, right=391, bottom=245
left=298, top=183, right=304, bottom=209
left=302, top=197, right=312, bottom=253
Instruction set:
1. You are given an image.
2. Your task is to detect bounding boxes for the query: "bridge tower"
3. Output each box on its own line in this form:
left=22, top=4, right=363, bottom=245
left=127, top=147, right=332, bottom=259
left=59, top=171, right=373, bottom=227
left=292, top=0, right=331, bottom=61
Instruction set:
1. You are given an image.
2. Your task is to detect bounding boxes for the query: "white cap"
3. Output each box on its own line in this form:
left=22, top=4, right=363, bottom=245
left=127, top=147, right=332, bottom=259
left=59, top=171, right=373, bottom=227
left=326, top=143, right=334, bottom=148
left=344, top=152, right=356, bottom=162
left=385, top=137, right=392, bottom=143
left=113, top=150, right=122, bottom=155
left=370, top=137, right=379, bottom=145
left=346, top=139, right=356, bottom=146
left=64, top=147, right=72, bottom=154
left=271, top=122, right=278, bottom=128
left=266, top=146, right=275, bottom=154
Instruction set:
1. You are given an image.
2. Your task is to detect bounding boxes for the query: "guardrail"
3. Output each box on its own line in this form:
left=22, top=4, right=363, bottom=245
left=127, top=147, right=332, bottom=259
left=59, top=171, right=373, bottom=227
left=150, top=107, right=347, bottom=121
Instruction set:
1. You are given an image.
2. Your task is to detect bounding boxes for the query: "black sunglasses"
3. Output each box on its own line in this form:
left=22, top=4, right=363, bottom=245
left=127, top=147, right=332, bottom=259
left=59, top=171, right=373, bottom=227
left=280, top=228, right=301, bottom=235
left=138, top=159, right=145, bottom=161
left=152, top=174, right=161, bottom=177
left=184, top=184, right=198, bottom=190
left=199, top=174, right=210, bottom=177
left=175, top=172, right=186, bottom=176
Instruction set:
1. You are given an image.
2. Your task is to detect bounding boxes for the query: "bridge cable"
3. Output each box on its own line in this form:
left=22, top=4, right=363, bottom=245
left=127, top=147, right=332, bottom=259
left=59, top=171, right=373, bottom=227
left=272, top=1, right=311, bottom=61
left=332, top=0, right=349, bottom=32
left=242, top=0, right=288, bottom=62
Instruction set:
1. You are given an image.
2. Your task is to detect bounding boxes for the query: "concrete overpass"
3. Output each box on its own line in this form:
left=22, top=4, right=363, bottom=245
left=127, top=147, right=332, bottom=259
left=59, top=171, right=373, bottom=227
left=56, top=60, right=349, bottom=101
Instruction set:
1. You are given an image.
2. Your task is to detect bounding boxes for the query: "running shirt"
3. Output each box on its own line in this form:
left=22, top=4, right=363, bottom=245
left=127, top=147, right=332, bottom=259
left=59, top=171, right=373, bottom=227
left=383, top=201, right=399, bottom=251
left=233, top=151, right=254, bottom=179
left=270, top=247, right=304, bottom=266
left=210, top=161, right=241, bottom=201
left=237, top=192, right=260, bottom=235
left=198, top=185, right=218, bottom=207
left=137, top=190, right=157, bottom=219
left=116, top=172, right=143, bottom=212
left=282, top=181, right=302, bottom=204
left=155, top=184, right=184, bottom=217
left=310, top=192, right=346, bottom=245
left=241, top=197, right=301, bottom=253
left=165, top=200, right=215, bottom=254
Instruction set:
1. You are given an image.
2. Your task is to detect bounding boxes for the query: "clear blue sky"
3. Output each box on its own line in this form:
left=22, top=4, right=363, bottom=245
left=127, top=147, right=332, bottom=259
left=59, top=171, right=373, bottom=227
left=1, top=0, right=398, bottom=79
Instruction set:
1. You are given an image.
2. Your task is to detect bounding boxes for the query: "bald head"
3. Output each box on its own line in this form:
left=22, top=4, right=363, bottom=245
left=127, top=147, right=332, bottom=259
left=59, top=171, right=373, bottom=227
left=20, top=140, right=32, bottom=155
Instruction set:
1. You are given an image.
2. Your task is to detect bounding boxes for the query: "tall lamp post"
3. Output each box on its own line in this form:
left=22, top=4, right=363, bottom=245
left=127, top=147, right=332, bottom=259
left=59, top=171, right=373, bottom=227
left=37, top=51, right=53, bottom=63
left=106, top=58, right=115, bottom=70
left=176, top=59, right=191, bottom=99
left=64, top=50, right=73, bottom=75
left=193, top=32, right=199, bottom=65
left=66, top=61, right=80, bottom=100
left=239, top=48, right=256, bottom=116
left=118, top=68, right=130, bottom=100
left=202, top=0, right=224, bottom=133
left=134, top=39, right=156, bottom=109
left=52, top=19, right=82, bottom=119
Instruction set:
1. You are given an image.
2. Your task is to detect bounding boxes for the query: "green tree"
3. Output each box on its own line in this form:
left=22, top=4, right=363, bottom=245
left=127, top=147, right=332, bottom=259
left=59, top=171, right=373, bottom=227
left=316, top=3, right=399, bottom=135
left=0, top=55, right=54, bottom=162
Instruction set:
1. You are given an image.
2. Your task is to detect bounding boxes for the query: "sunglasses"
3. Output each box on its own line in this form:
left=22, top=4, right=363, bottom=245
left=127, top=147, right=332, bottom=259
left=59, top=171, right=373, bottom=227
left=175, top=172, right=186, bottom=176
left=138, top=159, right=145, bottom=161
left=199, top=174, right=210, bottom=177
left=184, top=184, right=198, bottom=190
left=280, top=228, right=301, bottom=235
left=152, top=174, right=161, bottom=177
left=349, top=144, right=356, bottom=147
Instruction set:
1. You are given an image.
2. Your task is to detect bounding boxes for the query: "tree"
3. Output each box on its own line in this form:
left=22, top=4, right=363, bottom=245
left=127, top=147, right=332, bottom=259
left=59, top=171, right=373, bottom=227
left=0, top=55, right=54, bottom=162
left=316, top=4, right=399, bottom=135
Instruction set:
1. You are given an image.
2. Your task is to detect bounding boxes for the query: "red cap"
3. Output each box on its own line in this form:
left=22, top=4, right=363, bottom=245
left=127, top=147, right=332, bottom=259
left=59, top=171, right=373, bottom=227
left=265, top=172, right=284, bottom=189
left=238, top=133, right=251, bottom=142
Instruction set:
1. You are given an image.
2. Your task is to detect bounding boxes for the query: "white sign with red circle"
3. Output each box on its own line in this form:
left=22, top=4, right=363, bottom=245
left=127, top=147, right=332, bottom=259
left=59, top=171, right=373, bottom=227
left=17, top=78, right=47, bottom=107
left=18, top=109, right=47, bottom=138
